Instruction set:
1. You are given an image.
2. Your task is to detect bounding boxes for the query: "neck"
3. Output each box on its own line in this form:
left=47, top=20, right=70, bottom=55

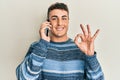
left=50, top=36, right=69, bottom=42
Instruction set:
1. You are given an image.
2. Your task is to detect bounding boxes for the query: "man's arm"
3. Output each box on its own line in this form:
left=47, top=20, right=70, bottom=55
left=16, top=39, right=49, bottom=80
left=74, top=24, right=104, bottom=79
left=16, top=20, right=51, bottom=80
left=85, top=52, right=104, bottom=80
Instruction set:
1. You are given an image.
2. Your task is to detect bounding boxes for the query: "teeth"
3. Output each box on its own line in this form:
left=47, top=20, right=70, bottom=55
left=56, top=27, right=63, bottom=31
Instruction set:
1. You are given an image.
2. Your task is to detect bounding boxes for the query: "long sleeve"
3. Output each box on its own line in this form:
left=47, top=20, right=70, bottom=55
left=16, top=39, right=49, bottom=80
left=85, top=52, right=104, bottom=80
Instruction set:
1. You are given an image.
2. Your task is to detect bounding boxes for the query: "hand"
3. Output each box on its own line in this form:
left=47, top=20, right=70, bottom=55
left=39, top=21, right=51, bottom=42
left=74, top=24, right=100, bottom=56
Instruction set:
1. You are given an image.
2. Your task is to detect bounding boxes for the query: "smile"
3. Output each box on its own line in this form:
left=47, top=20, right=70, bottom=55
left=56, top=27, right=64, bottom=31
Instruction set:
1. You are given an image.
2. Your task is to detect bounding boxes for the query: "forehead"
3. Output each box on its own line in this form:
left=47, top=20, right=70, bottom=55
left=49, top=9, right=68, bottom=17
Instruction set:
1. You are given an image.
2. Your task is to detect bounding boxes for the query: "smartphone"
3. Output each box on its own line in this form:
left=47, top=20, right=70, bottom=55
left=45, top=19, right=50, bottom=36
left=45, top=28, right=49, bottom=36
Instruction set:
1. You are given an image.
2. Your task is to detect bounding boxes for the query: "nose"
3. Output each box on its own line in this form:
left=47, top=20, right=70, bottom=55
left=58, top=19, right=62, bottom=26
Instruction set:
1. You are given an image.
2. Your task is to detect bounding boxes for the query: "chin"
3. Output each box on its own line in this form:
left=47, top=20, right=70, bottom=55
left=56, top=33, right=67, bottom=38
left=51, top=30, right=67, bottom=38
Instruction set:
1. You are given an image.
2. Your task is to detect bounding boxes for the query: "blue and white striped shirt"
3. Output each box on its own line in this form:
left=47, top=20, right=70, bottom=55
left=16, top=38, right=104, bottom=80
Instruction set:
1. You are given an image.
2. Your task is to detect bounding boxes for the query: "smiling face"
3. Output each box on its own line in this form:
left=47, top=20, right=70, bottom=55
left=49, top=9, right=69, bottom=41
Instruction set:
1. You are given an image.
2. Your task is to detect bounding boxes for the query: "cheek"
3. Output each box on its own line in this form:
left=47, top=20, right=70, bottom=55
left=64, top=21, right=69, bottom=26
left=50, top=26, right=56, bottom=33
left=64, top=23, right=69, bottom=28
left=51, top=22, right=57, bottom=27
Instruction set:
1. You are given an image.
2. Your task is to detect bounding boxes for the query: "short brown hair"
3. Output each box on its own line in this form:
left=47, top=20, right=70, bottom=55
left=47, top=2, right=69, bottom=20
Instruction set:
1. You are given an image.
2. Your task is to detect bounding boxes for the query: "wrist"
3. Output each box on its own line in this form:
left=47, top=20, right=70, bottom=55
left=85, top=51, right=96, bottom=57
left=84, top=51, right=94, bottom=56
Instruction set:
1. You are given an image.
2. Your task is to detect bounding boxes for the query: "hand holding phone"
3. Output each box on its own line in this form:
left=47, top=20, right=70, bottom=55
left=39, top=20, right=51, bottom=42
left=45, top=19, right=51, bottom=36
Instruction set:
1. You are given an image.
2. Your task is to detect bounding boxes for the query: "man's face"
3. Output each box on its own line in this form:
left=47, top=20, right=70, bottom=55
left=49, top=9, right=69, bottom=38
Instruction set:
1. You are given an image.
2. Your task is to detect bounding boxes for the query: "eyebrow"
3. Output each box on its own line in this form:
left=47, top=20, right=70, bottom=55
left=51, top=15, right=57, bottom=18
left=62, top=15, right=68, bottom=18
left=51, top=15, right=68, bottom=18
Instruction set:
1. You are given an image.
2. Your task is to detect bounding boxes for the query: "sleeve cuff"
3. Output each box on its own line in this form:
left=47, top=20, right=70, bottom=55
left=38, top=39, right=50, bottom=48
left=85, top=52, right=100, bottom=69
left=85, top=52, right=97, bottom=61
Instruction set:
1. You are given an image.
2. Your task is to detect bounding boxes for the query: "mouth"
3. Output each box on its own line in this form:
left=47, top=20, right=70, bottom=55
left=56, top=27, right=64, bottom=31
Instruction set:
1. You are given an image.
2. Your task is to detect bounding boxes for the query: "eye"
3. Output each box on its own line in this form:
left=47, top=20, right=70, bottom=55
left=51, top=17, right=57, bottom=20
left=62, top=17, right=67, bottom=20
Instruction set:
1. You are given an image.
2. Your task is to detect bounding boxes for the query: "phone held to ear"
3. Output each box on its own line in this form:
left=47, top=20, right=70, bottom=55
left=45, top=19, right=50, bottom=36
left=45, top=28, right=49, bottom=36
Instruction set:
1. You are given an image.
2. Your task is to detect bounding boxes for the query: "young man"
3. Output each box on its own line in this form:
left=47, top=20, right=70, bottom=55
left=16, top=2, right=104, bottom=80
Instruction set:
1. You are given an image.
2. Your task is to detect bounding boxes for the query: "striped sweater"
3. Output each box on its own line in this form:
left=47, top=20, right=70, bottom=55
left=16, top=38, right=104, bottom=80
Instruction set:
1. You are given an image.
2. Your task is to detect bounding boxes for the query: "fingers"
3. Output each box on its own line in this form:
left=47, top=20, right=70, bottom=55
left=80, top=24, right=100, bottom=41
left=92, top=29, right=100, bottom=40
left=80, top=24, right=92, bottom=36
left=74, top=34, right=84, bottom=44
left=40, top=21, right=51, bottom=30
left=80, top=24, right=88, bottom=36
left=87, top=24, right=91, bottom=36
left=74, top=34, right=80, bottom=46
left=39, top=21, right=52, bottom=37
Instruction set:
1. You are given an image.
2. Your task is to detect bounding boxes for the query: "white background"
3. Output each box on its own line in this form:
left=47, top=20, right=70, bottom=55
left=0, top=0, right=120, bottom=80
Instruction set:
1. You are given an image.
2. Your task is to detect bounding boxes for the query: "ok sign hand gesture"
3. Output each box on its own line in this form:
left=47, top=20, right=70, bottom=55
left=74, top=24, right=100, bottom=56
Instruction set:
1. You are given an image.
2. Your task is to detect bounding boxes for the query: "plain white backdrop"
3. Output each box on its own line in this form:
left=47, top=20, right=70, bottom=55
left=0, top=0, right=120, bottom=80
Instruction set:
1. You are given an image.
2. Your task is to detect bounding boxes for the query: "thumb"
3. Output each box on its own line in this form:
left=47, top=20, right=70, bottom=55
left=74, top=34, right=80, bottom=46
